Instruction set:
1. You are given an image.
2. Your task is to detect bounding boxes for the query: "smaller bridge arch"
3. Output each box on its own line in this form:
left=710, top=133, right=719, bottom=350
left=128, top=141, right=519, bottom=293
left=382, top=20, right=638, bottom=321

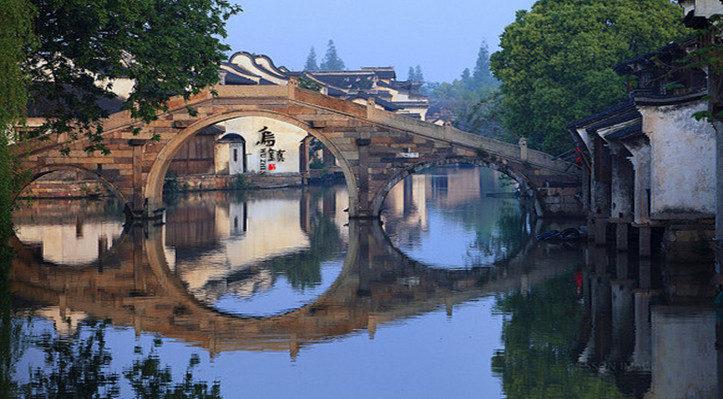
left=370, top=156, right=541, bottom=219
left=17, top=164, right=128, bottom=204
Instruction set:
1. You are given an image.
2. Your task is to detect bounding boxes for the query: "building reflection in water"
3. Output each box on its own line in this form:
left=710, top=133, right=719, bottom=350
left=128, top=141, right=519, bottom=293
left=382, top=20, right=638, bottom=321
left=573, top=246, right=719, bottom=398
left=12, top=198, right=124, bottom=266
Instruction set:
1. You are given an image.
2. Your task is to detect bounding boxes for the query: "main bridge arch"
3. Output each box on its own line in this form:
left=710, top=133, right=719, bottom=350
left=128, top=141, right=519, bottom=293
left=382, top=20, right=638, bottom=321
left=13, top=84, right=580, bottom=219
left=143, top=109, right=360, bottom=217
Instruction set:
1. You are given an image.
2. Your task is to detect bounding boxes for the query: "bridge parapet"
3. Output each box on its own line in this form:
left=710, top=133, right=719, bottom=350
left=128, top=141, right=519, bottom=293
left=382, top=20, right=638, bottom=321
left=365, top=106, right=573, bottom=175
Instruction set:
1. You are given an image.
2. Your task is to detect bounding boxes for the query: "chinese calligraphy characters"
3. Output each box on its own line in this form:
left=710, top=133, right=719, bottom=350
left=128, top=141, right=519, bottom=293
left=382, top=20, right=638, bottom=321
left=256, top=126, right=285, bottom=171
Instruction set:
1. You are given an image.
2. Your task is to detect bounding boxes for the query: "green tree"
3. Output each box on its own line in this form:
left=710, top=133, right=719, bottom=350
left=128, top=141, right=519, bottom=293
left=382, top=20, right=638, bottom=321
left=490, top=0, right=688, bottom=152
left=0, top=6, right=32, bottom=390
left=463, top=90, right=508, bottom=142
left=319, top=40, right=345, bottom=71
left=0, top=0, right=35, bottom=130
left=24, top=0, right=241, bottom=154
left=460, top=68, right=472, bottom=88
left=427, top=40, right=501, bottom=135
left=684, top=14, right=723, bottom=122
left=0, top=0, right=36, bottom=243
left=304, top=46, right=319, bottom=71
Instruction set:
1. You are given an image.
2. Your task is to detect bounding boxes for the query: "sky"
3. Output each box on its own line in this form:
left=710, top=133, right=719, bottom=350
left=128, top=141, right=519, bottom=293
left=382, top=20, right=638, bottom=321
left=224, top=0, right=537, bottom=84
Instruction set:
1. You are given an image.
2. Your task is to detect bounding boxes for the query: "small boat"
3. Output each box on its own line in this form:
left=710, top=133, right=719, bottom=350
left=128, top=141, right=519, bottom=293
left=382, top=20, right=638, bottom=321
left=536, top=227, right=585, bottom=242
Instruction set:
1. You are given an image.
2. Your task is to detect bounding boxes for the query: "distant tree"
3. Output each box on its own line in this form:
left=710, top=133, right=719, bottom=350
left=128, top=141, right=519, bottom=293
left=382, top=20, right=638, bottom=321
left=464, top=90, right=506, bottom=139
left=415, top=65, right=424, bottom=82
left=490, top=0, right=689, bottom=152
left=407, top=65, right=424, bottom=82
left=304, top=46, right=319, bottom=71
left=426, top=41, right=503, bottom=137
left=319, top=40, right=345, bottom=71
left=460, top=68, right=472, bottom=88
left=471, top=40, right=497, bottom=90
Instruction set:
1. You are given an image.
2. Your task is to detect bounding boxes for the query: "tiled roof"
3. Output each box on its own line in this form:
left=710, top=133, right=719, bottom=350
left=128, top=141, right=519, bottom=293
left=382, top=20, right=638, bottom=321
left=567, top=99, right=637, bottom=130
left=361, top=67, right=396, bottom=80
left=305, top=71, right=376, bottom=90
left=604, top=122, right=642, bottom=141
left=224, top=71, right=257, bottom=85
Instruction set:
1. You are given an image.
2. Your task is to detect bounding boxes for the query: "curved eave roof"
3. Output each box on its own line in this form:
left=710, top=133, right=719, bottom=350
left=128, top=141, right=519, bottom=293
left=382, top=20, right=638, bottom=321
left=227, top=52, right=288, bottom=85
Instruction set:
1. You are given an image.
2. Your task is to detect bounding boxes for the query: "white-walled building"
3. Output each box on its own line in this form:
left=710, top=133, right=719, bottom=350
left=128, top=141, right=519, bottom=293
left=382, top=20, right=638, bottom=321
left=569, top=38, right=716, bottom=260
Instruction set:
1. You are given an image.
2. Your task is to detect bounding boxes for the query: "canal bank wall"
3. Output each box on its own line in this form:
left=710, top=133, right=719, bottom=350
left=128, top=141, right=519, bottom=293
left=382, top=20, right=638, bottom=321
left=19, top=170, right=346, bottom=199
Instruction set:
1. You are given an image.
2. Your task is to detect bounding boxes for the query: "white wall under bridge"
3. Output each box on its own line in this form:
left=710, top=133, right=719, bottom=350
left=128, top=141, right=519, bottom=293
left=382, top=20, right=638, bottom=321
left=218, top=116, right=309, bottom=175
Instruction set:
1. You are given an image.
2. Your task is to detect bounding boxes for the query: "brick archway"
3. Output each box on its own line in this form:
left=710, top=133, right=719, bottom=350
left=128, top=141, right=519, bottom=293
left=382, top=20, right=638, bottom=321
left=144, top=109, right=360, bottom=215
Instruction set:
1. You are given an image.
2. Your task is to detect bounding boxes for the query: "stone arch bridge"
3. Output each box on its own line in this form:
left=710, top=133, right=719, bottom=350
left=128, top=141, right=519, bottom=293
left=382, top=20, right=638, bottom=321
left=14, top=83, right=581, bottom=219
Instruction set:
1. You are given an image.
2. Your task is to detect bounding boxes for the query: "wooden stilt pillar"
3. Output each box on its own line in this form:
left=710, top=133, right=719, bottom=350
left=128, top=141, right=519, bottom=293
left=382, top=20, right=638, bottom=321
left=593, top=215, right=607, bottom=245
left=639, top=226, right=651, bottom=259
left=616, top=223, right=629, bottom=251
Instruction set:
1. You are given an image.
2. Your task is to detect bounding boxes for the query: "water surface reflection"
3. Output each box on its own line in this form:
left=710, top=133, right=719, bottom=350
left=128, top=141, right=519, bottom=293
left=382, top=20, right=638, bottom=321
left=382, top=166, right=528, bottom=268
left=12, top=198, right=124, bottom=266
left=6, top=166, right=720, bottom=398
left=163, top=188, right=348, bottom=316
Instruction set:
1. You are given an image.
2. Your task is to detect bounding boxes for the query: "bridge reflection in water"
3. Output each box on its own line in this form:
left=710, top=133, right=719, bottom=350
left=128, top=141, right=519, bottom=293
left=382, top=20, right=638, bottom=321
left=11, top=215, right=574, bottom=358
left=9, top=167, right=722, bottom=398
left=161, top=188, right=349, bottom=315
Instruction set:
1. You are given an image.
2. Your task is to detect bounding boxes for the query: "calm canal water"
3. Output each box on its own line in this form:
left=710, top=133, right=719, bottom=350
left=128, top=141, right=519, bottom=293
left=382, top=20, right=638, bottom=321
left=4, top=166, right=720, bottom=398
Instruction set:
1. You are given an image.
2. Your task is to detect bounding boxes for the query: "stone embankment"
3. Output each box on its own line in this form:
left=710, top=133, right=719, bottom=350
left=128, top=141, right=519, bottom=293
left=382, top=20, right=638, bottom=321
left=19, top=171, right=345, bottom=199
